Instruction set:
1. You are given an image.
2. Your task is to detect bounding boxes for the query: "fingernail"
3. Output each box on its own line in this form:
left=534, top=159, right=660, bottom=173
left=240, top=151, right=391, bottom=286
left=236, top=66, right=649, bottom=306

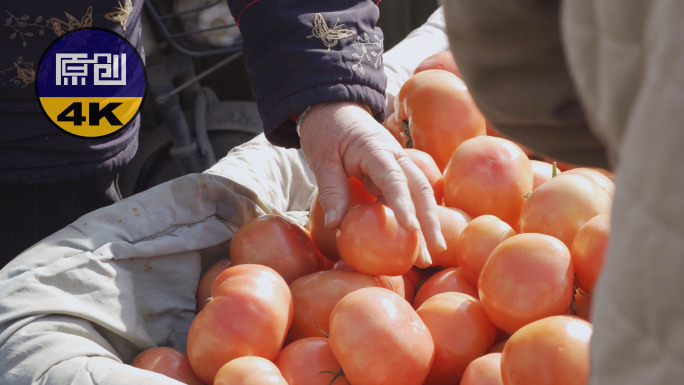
left=420, top=243, right=433, bottom=267
left=436, top=233, right=447, bottom=253
left=324, top=208, right=337, bottom=227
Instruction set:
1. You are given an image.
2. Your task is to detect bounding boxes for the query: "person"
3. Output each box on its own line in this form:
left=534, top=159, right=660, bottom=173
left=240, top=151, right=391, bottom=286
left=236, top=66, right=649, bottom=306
left=441, top=1, right=683, bottom=384
left=224, top=0, right=447, bottom=267
left=0, top=1, right=144, bottom=265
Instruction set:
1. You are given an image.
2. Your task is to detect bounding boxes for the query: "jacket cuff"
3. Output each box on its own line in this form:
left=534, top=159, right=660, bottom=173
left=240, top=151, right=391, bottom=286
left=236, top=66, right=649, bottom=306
left=230, top=0, right=387, bottom=148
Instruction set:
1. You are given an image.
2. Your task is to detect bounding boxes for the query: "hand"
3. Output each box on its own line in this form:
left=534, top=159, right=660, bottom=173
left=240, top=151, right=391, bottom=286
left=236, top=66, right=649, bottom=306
left=299, top=102, right=447, bottom=267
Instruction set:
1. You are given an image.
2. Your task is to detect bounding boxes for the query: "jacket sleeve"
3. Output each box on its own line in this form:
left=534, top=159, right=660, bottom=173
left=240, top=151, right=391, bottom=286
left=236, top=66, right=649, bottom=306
left=442, top=0, right=609, bottom=168
left=227, top=0, right=387, bottom=148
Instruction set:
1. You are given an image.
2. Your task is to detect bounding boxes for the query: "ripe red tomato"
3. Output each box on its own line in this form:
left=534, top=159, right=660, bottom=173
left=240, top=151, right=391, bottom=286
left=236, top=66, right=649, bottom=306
left=460, top=353, right=504, bottom=385
left=336, top=202, right=419, bottom=276
left=329, top=287, right=434, bottom=385
left=332, top=259, right=411, bottom=302
left=563, top=167, right=615, bottom=197
left=395, top=69, right=486, bottom=171
left=187, top=264, right=293, bottom=384
left=416, top=292, right=497, bottom=384
left=214, top=356, right=288, bottom=385
left=275, top=337, right=350, bottom=385
left=230, top=214, right=321, bottom=284
left=571, top=213, right=611, bottom=295
left=309, top=177, right=376, bottom=261
left=520, top=173, right=612, bottom=248
left=412, top=266, right=479, bottom=309
left=428, top=206, right=471, bottom=267
left=530, top=159, right=561, bottom=191
left=286, top=269, right=380, bottom=343
left=501, top=315, right=592, bottom=385
left=478, top=233, right=575, bottom=335
left=443, top=136, right=533, bottom=230
left=455, top=215, right=517, bottom=286
left=414, top=50, right=461, bottom=77
left=195, top=258, right=231, bottom=312
left=130, top=346, right=204, bottom=385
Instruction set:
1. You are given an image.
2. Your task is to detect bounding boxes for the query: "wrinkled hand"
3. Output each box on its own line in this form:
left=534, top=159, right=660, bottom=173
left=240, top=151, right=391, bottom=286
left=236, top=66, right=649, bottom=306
left=299, top=102, right=446, bottom=267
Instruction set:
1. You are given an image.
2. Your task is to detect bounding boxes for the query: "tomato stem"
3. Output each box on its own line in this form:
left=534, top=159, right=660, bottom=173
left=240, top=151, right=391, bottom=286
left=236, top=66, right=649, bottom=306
left=314, top=321, right=330, bottom=338
left=401, top=120, right=413, bottom=148
left=552, top=161, right=558, bottom=178
left=320, top=368, right=346, bottom=385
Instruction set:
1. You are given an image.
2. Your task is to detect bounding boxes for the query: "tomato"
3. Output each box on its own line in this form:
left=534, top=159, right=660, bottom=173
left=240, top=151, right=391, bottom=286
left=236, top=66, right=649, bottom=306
left=571, top=214, right=610, bottom=295
left=187, top=264, right=293, bottom=384
left=530, top=159, right=561, bottom=191
left=130, top=346, right=205, bottom=385
left=214, top=356, right=288, bottom=385
left=309, top=177, right=376, bottom=262
left=478, top=233, right=575, bottom=335
left=413, top=50, right=461, bottom=77
left=329, top=287, right=434, bottom=385
left=487, top=340, right=507, bottom=354
left=428, top=206, right=471, bottom=267
left=412, top=266, right=479, bottom=309
left=563, top=167, right=615, bottom=197
left=455, top=215, right=517, bottom=286
left=443, top=136, right=533, bottom=231
left=416, top=292, right=497, bottom=384
left=275, top=337, right=349, bottom=385
left=195, top=258, right=231, bottom=313
left=383, top=111, right=410, bottom=148
left=286, top=269, right=380, bottom=343
left=336, top=202, right=419, bottom=276
left=520, top=173, right=612, bottom=248
left=405, top=148, right=444, bottom=204
left=395, top=69, right=486, bottom=171
left=501, top=315, right=592, bottom=385
left=571, top=288, right=592, bottom=322
left=230, top=214, right=321, bottom=284
left=460, top=353, right=504, bottom=385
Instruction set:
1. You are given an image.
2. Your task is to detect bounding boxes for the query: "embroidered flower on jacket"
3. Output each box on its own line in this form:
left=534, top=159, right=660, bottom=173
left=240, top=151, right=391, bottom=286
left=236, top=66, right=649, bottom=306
left=51, top=6, right=93, bottom=36
left=351, top=32, right=383, bottom=76
left=307, top=13, right=356, bottom=50
left=105, top=0, right=133, bottom=31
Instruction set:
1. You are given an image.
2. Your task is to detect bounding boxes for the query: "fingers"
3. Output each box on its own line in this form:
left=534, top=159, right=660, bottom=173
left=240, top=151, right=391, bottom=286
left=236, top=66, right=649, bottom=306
left=314, top=162, right=350, bottom=229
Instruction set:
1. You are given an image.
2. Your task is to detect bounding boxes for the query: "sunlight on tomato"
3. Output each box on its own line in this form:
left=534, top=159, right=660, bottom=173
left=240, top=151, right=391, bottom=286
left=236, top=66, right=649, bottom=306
left=130, top=347, right=204, bottom=385
left=530, top=159, right=561, bottom=191
left=412, top=266, right=479, bottom=309
left=214, top=356, right=288, bottom=385
left=460, top=352, right=504, bottom=385
left=571, top=214, right=611, bottom=295
left=275, top=337, right=349, bottom=385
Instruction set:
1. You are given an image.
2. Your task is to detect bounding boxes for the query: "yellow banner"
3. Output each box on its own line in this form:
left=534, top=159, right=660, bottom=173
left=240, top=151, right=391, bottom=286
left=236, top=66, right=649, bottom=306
left=39, top=96, right=143, bottom=137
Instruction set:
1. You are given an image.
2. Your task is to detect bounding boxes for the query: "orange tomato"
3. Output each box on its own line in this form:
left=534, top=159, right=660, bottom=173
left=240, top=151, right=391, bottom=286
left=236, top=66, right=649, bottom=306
left=275, top=337, right=350, bottom=385
left=460, top=353, right=504, bottom=385
left=478, top=233, right=575, bottom=334
left=501, top=315, right=592, bottom=385
left=229, top=214, right=321, bottom=284
left=427, top=206, right=471, bottom=267
left=412, top=266, right=479, bottom=309
left=571, top=214, right=611, bottom=295
left=214, top=356, right=288, bottom=385
left=520, top=173, right=612, bottom=248
left=530, top=159, right=561, bottom=191
left=187, top=264, right=293, bottom=384
left=195, top=258, right=231, bottom=313
left=130, top=346, right=204, bottom=385
left=286, top=269, right=380, bottom=343
left=416, top=292, right=497, bottom=384
left=443, top=136, right=533, bottom=230
left=395, top=69, right=486, bottom=171
left=336, top=202, right=419, bottom=276
left=309, top=177, right=376, bottom=262
left=329, top=287, right=434, bottom=385
left=563, top=167, right=615, bottom=197
left=455, top=215, right=517, bottom=287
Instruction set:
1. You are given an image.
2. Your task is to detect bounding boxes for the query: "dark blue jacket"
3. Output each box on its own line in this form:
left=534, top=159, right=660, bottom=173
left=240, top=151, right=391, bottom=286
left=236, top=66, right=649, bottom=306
left=226, top=0, right=387, bottom=148
left=0, top=1, right=143, bottom=183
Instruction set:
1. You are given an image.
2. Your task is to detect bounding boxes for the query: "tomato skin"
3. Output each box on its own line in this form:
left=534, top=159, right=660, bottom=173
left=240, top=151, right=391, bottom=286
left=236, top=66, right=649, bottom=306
left=336, top=202, right=419, bottom=276
left=309, top=177, right=376, bottom=262
left=187, top=264, right=293, bottom=384
left=443, top=136, right=533, bottom=231
left=416, top=292, right=497, bottom=384
left=460, top=353, right=504, bottom=385
left=571, top=214, right=611, bottom=295
left=286, top=270, right=380, bottom=343
left=520, top=173, right=612, bottom=248
left=428, top=206, right=471, bottom=267
left=130, top=347, right=205, bottom=385
left=214, top=356, right=288, bottom=385
left=275, top=337, right=350, bottom=385
left=412, top=266, right=479, bottom=309
left=530, top=160, right=561, bottom=191
left=195, top=259, right=231, bottom=313
left=414, top=50, right=461, bottom=77
left=329, top=287, right=434, bottom=385
left=455, top=215, right=517, bottom=287
left=230, top=215, right=320, bottom=284
left=562, top=167, right=615, bottom=197
left=396, top=69, right=486, bottom=171
left=501, top=315, right=592, bottom=385
left=478, top=233, right=575, bottom=335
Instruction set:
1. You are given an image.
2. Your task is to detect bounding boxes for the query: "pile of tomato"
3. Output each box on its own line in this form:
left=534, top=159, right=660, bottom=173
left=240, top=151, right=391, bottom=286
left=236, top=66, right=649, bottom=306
left=130, top=52, right=612, bottom=385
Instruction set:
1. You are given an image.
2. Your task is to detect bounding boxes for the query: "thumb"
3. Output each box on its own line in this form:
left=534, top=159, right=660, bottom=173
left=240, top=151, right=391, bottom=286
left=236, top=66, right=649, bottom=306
left=314, top=161, right=350, bottom=229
